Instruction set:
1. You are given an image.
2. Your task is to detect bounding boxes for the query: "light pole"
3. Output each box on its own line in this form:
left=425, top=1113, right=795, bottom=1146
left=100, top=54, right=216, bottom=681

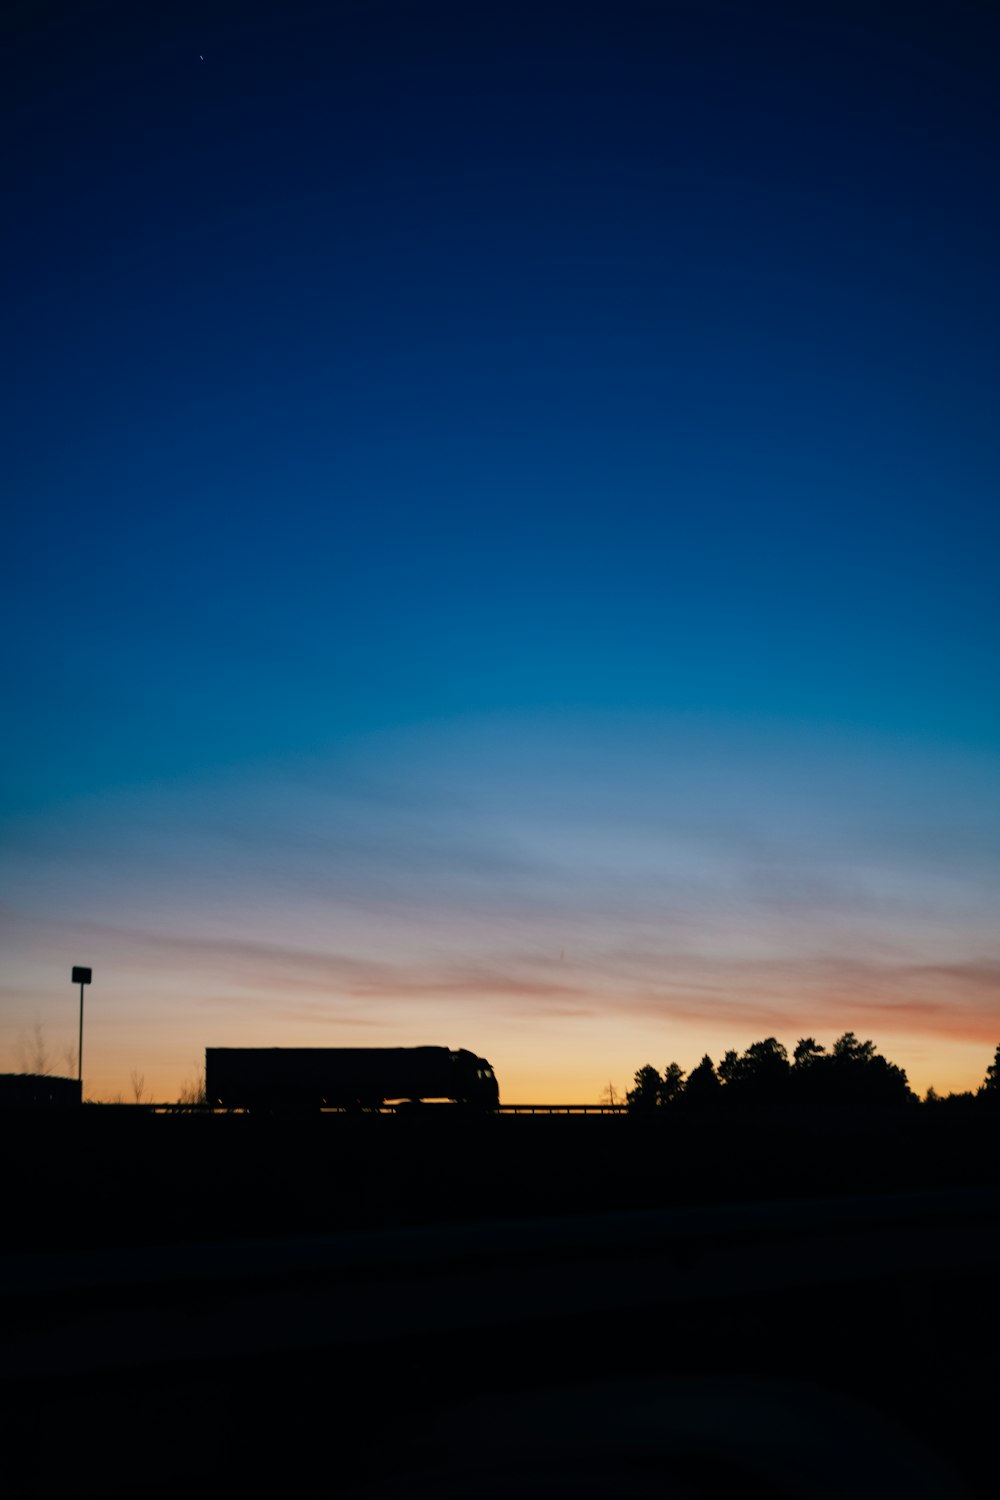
left=72, top=966, right=92, bottom=1088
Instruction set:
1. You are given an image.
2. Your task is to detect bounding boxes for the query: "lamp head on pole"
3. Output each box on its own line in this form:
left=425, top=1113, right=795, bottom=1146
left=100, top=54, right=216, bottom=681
left=72, top=967, right=92, bottom=985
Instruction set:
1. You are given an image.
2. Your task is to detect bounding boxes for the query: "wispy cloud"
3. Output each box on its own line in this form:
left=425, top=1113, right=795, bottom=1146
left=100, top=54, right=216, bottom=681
left=7, top=911, right=996, bottom=1045
left=2, top=716, right=998, bottom=1087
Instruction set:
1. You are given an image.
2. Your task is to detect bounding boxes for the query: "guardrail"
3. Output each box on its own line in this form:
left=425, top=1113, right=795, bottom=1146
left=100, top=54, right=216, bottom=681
left=79, top=1102, right=630, bottom=1114
left=499, top=1104, right=627, bottom=1114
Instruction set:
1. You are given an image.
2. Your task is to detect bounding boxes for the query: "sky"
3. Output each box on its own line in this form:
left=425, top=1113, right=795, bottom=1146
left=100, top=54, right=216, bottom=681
left=2, top=1, right=998, bottom=1101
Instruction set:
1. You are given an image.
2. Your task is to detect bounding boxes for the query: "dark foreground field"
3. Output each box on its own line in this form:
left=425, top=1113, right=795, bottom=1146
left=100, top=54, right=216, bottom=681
left=2, top=1111, right=998, bottom=1497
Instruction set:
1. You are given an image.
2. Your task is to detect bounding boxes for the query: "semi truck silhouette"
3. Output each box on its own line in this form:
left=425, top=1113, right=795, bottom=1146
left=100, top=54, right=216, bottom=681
left=205, top=1046, right=500, bottom=1111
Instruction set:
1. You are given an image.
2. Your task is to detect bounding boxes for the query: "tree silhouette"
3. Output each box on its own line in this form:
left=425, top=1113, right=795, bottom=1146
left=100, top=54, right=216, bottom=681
left=626, top=1065, right=663, bottom=1113
left=719, top=1037, right=790, bottom=1105
left=625, top=1061, right=688, bottom=1111
left=832, top=1031, right=876, bottom=1064
left=746, top=1036, right=790, bottom=1077
left=718, top=1049, right=741, bottom=1087
left=17, top=1023, right=52, bottom=1076
left=177, top=1072, right=207, bottom=1108
left=628, top=1032, right=923, bottom=1116
left=659, top=1062, right=686, bottom=1105
left=685, top=1054, right=721, bottom=1106
left=980, top=1044, right=1000, bottom=1101
left=826, top=1031, right=914, bottom=1107
left=793, top=1037, right=825, bottom=1068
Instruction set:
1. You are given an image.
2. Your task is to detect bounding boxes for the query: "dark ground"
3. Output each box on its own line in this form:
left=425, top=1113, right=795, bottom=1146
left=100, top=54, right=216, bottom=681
left=2, top=1110, right=997, bottom=1497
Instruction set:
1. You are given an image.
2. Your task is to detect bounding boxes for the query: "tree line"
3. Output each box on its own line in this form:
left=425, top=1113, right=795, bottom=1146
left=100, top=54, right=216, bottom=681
left=626, top=1034, right=1000, bottom=1113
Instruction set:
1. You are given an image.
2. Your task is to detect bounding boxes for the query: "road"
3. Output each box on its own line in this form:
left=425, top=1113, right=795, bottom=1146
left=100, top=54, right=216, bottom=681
left=2, top=1181, right=996, bottom=1497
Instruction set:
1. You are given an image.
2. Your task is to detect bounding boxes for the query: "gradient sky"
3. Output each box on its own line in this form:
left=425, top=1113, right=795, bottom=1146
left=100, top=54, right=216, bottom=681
left=3, top=1, right=998, bottom=1100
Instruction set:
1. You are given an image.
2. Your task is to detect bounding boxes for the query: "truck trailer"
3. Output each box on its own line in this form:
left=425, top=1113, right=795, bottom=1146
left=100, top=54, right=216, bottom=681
left=205, top=1046, right=499, bottom=1111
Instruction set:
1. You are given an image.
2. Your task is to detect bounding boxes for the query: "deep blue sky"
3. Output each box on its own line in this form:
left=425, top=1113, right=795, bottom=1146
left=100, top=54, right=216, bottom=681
left=5, top=0, right=998, bottom=809
left=3, top=3, right=999, bottom=1097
